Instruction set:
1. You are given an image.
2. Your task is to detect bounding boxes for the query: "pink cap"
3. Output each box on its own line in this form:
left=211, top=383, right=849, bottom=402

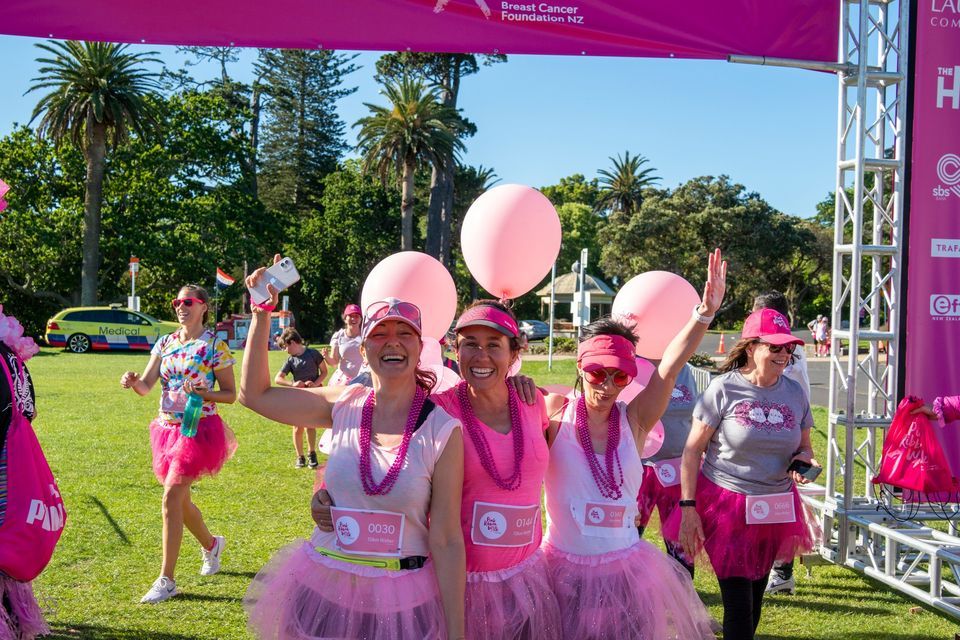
left=455, top=305, right=519, bottom=338
left=343, top=304, right=362, bottom=317
left=577, top=334, right=638, bottom=376
left=741, top=308, right=804, bottom=346
left=361, top=298, right=422, bottom=341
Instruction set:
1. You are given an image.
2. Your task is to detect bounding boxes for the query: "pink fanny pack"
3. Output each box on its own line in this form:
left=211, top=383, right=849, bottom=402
left=0, top=352, right=66, bottom=581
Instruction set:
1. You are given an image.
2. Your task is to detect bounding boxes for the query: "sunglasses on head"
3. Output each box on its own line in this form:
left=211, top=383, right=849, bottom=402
left=758, top=341, right=796, bottom=355
left=171, top=297, right=204, bottom=309
left=363, top=300, right=422, bottom=334
left=582, top=368, right=634, bottom=387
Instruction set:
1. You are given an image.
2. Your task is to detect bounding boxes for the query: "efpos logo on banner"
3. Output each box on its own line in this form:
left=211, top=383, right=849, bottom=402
left=930, top=294, right=960, bottom=320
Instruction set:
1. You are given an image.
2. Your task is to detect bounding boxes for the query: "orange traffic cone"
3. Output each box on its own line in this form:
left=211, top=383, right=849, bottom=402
left=716, top=333, right=726, bottom=355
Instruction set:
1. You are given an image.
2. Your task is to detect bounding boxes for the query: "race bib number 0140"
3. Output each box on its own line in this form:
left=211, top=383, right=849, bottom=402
left=330, top=507, right=405, bottom=557
left=471, top=502, right=540, bottom=547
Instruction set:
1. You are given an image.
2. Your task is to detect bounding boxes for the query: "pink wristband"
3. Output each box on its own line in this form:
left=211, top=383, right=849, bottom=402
left=251, top=302, right=276, bottom=313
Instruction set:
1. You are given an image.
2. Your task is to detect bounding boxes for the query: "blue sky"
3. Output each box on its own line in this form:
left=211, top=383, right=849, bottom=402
left=0, top=35, right=837, bottom=217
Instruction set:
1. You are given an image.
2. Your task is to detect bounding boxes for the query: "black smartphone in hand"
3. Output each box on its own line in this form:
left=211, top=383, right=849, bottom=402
left=788, top=459, right=822, bottom=482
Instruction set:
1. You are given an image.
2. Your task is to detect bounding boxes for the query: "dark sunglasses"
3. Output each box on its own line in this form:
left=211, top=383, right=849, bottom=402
left=171, top=297, right=204, bottom=309
left=759, top=341, right=796, bottom=355
left=582, top=369, right=634, bottom=388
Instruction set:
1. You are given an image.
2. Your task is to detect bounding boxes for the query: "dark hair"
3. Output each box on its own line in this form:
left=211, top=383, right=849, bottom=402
left=278, top=327, right=303, bottom=347
left=752, top=291, right=789, bottom=318
left=579, top=316, right=638, bottom=346
left=179, top=284, right=210, bottom=324
left=414, top=367, right=437, bottom=392
left=573, top=316, right=639, bottom=393
left=455, top=299, right=524, bottom=352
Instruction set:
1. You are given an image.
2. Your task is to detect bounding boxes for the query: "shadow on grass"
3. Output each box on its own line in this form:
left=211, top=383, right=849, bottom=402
left=88, top=496, right=130, bottom=545
left=47, top=623, right=196, bottom=639
left=217, top=570, right=258, bottom=579
left=759, top=635, right=947, bottom=640
left=178, top=593, right=242, bottom=603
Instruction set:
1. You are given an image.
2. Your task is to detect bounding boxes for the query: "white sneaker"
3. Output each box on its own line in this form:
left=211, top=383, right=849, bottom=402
left=140, top=576, right=178, bottom=604
left=200, top=535, right=225, bottom=576
left=765, top=573, right=795, bottom=595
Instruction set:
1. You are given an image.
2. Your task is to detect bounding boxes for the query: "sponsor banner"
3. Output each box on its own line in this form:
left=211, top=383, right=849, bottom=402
left=905, top=0, right=960, bottom=474
left=0, top=0, right=838, bottom=61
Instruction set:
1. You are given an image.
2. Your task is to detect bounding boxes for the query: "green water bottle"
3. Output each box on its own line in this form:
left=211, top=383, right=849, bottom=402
left=180, top=392, right=203, bottom=438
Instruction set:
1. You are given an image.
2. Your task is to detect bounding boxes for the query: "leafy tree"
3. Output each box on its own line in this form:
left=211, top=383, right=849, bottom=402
left=541, top=174, right=601, bottom=209
left=596, top=151, right=660, bottom=216
left=376, top=53, right=504, bottom=265
left=290, top=161, right=401, bottom=337
left=355, top=76, right=464, bottom=251
left=27, top=40, right=162, bottom=305
left=447, top=164, right=500, bottom=303
left=258, top=49, right=358, bottom=214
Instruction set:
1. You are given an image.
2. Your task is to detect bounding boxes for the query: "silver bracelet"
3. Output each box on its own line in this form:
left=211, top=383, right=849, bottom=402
left=692, top=304, right=714, bottom=325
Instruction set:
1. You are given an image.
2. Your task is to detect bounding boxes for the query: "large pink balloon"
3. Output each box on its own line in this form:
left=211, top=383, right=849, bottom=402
left=617, top=356, right=664, bottom=458
left=612, top=271, right=700, bottom=359
left=461, top=185, right=561, bottom=300
left=361, top=252, right=457, bottom=340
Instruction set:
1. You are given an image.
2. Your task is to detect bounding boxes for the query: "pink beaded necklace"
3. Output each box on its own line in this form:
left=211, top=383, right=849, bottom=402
left=574, top=395, right=624, bottom=500
left=457, top=381, right=524, bottom=491
left=358, top=385, right=427, bottom=496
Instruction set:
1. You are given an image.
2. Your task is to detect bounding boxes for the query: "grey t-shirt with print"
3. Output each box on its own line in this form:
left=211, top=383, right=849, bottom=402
left=696, top=370, right=813, bottom=495
left=280, top=347, right=324, bottom=383
left=644, top=364, right=699, bottom=463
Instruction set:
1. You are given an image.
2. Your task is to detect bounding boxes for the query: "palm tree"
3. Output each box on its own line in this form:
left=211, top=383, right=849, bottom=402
left=28, top=40, right=161, bottom=305
left=596, top=151, right=660, bottom=216
left=355, top=76, right=464, bottom=251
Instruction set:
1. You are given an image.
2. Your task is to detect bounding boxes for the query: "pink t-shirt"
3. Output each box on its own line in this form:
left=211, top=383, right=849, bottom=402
left=312, top=384, right=461, bottom=558
left=433, top=385, right=550, bottom=572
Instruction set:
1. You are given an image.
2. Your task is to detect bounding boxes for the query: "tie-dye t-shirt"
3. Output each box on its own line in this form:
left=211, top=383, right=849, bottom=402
left=695, top=370, right=812, bottom=495
left=150, top=329, right=234, bottom=425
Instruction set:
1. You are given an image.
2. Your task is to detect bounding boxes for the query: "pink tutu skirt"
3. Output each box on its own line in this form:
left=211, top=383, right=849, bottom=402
left=0, top=577, right=48, bottom=640
left=637, top=465, right=682, bottom=529
left=543, top=541, right=714, bottom=640
left=661, top=473, right=817, bottom=580
left=149, top=414, right=237, bottom=485
left=245, top=540, right=448, bottom=640
left=466, top=549, right=561, bottom=640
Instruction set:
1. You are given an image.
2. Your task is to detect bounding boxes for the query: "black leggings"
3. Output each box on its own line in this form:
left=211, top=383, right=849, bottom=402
left=717, top=574, right=770, bottom=640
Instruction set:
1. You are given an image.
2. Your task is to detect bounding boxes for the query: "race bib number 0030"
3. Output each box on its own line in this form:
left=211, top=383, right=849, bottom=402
left=330, top=507, right=405, bottom=557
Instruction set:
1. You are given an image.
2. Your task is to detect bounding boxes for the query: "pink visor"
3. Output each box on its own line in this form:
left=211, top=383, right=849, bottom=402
left=343, top=304, right=362, bottom=317
left=741, top=308, right=804, bottom=346
left=455, top=305, right=519, bottom=338
left=361, top=298, right=422, bottom=340
left=577, top=334, right=638, bottom=377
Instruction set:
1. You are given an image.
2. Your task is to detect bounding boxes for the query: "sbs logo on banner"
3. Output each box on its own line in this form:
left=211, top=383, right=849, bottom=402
left=930, top=294, right=960, bottom=320
left=933, top=153, right=960, bottom=201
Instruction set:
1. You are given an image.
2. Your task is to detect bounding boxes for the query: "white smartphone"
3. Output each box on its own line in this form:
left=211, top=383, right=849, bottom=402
left=248, top=256, right=300, bottom=304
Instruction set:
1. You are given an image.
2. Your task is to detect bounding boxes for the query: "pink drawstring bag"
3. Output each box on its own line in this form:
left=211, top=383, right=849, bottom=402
left=0, top=351, right=66, bottom=582
left=873, top=396, right=959, bottom=494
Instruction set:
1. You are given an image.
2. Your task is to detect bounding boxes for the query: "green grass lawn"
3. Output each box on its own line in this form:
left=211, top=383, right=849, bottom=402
left=25, top=348, right=960, bottom=638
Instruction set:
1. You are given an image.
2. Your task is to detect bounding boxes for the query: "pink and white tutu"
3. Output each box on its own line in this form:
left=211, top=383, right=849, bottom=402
left=637, top=465, right=681, bottom=528
left=0, top=577, right=48, bottom=640
left=466, top=549, right=561, bottom=640
left=245, top=540, right=448, bottom=640
left=543, top=541, right=714, bottom=640
left=149, top=414, right=237, bottom=484
left=661, top=473, right=817, bottom=580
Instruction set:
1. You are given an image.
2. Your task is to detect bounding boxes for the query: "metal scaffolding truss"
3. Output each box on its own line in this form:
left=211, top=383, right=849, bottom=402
left=812, top=0, right=960, bottom=620
left=735, top=0, right=960, bottom=621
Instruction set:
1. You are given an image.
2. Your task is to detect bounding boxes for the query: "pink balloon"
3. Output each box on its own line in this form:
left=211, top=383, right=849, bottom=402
left=419, top=337, right=444, bottom=368
left=617, top=356, right=655, bottom=404
left=361, top=252, right=457, bottom=340
left=428, top=364, right=461, bottom=393
left=508, top=354, right=522, bottom=377
left=641, top=422, right=665, bottom=458
left=612, top=271, right=700, bottom=360
left=461, top=185, right=562, bottom=300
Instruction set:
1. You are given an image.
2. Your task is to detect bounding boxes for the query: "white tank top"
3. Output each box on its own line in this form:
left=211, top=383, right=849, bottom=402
left=544, top=398, right=643, bottom=555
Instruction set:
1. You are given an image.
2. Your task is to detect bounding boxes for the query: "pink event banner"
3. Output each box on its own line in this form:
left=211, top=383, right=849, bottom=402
left=0, top=0, right=838, bottom=61
left=904, top=0, right=960, bottom=474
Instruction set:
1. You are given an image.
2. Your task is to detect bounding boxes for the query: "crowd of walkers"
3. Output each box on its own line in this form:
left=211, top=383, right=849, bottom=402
left=2, top=249, right=847, bottom=640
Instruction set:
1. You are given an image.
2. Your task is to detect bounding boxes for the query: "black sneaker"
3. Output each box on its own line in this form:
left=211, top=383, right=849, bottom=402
left=307, top=451, right=319, bottom=468
left=295, top=455, right=306, bottom=468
